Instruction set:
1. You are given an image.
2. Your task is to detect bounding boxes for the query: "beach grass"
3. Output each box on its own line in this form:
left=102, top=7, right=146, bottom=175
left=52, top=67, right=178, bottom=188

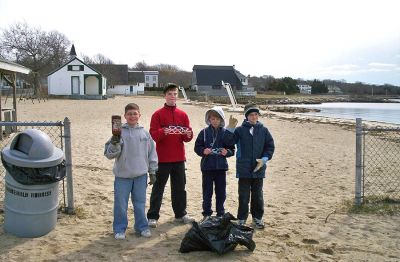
left=342, top=197, right=400, bottom=215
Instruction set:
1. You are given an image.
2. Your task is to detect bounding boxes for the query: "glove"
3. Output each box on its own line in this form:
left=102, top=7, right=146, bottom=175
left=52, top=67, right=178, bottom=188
left=253, top=157, right=269, bottom=172
left=111, top=135, right=120, bottom=145
left=227, top=115, right=238, bottom=129
left=148, top=173, right=156, bottom=185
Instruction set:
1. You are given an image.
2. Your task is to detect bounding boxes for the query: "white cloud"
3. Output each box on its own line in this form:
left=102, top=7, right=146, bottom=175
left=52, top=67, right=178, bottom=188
left=368, top=62, right=397, bottom=67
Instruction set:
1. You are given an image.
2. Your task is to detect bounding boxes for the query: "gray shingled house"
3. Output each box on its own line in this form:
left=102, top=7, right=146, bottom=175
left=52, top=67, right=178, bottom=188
left=89, top=64, right=128, bottom=88
left=191, top=65, right=248, bottom=96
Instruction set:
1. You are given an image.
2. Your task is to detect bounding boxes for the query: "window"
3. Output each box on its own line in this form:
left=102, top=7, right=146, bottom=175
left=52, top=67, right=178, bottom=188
left=153, top=76, right=156, bottom=81
left=68, top=65, right=84, bottom=71
left=146, top=83, right=149, bottom=87
left=145, top=76, right=149, bottom=81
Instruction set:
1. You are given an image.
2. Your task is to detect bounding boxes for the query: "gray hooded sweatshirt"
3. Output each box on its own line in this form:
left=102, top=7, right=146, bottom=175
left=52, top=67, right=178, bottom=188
left=104, top=123, right=158, bottom=178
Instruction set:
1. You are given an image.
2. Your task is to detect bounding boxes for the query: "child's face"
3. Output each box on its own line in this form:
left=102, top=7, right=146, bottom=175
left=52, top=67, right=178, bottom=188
left=165, top=89, right=178, bottom=106
left=247, top=112, right=259, bottom=125
left=209, top=115, right=221, bottom=128
left=124, top=109, right=140, bottom=126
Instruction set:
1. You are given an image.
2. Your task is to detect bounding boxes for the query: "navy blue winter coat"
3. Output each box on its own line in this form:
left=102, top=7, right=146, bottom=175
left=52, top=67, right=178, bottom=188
left=194, top=126, right=235, bottom=171
left=224, top=120, right=275, bottom=178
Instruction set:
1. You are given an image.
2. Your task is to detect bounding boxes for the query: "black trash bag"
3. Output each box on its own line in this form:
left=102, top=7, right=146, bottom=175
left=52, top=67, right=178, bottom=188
left=1, top=153, right=66, bottom=185
left=179, top=212, right=256, bottom=254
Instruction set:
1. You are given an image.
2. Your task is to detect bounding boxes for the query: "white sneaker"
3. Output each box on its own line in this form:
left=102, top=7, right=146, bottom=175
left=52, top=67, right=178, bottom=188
left=176, top=214, right=195, bottom=224
left=148, top=219, right=157, bottom=228
left=141, top=229, right=151, bottom=238
left=238, top=219, right=246, bottom=226
left=114, top=232, right=126, bottom=240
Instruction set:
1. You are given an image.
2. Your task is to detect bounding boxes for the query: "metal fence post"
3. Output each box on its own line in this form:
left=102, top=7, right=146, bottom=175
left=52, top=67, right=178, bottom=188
left=355, top=118, right=362, bottom=205
left=64, top=117, right=74, bottom=214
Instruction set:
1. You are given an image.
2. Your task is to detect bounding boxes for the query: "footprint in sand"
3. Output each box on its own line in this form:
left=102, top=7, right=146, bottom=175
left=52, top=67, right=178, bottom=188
left=302, top=238, right=319, bottom=244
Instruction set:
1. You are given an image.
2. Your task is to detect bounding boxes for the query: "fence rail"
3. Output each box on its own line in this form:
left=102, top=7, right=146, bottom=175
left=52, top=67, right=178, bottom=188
left=0, top=118, right=74, bottom=213
left=355, top=118, right=400, bottom=204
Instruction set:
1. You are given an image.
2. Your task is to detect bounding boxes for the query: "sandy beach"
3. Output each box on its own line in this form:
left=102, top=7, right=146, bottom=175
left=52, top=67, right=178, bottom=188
left=0, top=95, right=399, bottom=261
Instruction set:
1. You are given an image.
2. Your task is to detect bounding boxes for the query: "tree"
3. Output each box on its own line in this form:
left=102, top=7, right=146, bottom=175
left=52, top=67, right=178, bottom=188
left=282, top=77, right=299, bottom=94
left=81, top=53, right=114, bottom=64
left=0, top=22, right=70, bottom=94
left=311, top=79, right=328, bottom=94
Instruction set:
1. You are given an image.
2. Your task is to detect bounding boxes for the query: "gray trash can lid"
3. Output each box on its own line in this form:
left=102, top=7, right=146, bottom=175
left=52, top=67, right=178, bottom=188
left=2, top=129, right=64, bottom=168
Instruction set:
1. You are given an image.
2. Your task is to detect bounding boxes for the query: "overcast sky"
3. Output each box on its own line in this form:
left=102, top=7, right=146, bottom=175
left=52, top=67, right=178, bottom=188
left=1, top=0, right=399, bottom=86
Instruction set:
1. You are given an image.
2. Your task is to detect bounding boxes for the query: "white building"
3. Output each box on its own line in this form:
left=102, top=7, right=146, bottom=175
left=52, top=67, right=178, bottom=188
left=47, top=46, right=107, bottom=99
left=130, top=71, right=159, bottom=87
left=297, top=84, right=312, bottom=94
left=107, top=83, right=145, bottom=96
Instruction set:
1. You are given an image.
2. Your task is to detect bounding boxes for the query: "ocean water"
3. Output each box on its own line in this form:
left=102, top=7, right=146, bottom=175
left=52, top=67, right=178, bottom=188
left=290, top=102, right=400, bottom=125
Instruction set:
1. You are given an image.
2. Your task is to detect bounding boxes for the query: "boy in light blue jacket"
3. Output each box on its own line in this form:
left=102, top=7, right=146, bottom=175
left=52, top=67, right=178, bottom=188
left=104, top=103, right=158, bottom=239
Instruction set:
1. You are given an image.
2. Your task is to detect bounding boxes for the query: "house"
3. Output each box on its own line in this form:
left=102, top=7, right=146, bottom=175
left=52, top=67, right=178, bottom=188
left=47, top=45, right=107, bottom=99
left=88, top=65, right=144, bottom=95
left=128, top=70, right=158, bottom=88
left=88, top=66, right=158, bottom=95
left=328, top=85, right=343, bottom=94
left=297, top=84, right=312, bottom=94
left=191, top=65, right=251, bottom=96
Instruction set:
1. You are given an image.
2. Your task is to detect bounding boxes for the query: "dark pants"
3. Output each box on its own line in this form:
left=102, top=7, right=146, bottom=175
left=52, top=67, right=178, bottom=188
left=202, top=170, right=226, bottom=217
left=147, top=161, right=187, bottom=220
left=237, top=178, right=264, bottom=220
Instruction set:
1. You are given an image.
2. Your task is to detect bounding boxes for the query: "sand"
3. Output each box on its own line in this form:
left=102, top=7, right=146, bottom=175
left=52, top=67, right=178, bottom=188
left=0, top=95, right=399, bottom=261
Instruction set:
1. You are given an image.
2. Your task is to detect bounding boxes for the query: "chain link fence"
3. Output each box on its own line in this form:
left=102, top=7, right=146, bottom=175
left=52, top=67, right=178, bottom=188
left=0, top=120, right=74, bottom=214
left=355, top=118, right=400, bottom=204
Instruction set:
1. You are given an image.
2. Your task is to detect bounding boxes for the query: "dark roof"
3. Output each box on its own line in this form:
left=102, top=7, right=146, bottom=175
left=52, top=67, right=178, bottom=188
left=69, top=44, right=77, bottom=56
left=192, top=65, right=243, bottom=88
left=193, top=65, right=234, bottom=70
left=128, top=71, right=144, bottom=83
left=89, top=64, right=128, bottom=85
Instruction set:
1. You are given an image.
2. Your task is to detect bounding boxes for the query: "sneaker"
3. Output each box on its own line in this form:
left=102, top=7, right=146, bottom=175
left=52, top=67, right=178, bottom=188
left=176, top=214, right=195, bottom=224
left=140, top=229, right=151, bottom=238
left=201, top=216, right=211, bottom=222
left=148, top=219, right=157, bottom=228
left=253, top=218, right=265, bottom=229
left=238, top=219, right=246, bottom=226
left=114, top=232, right=126, bottom=240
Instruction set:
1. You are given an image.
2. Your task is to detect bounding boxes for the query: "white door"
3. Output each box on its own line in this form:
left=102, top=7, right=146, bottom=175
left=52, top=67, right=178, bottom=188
left=71, top=76, right=79, bottom=94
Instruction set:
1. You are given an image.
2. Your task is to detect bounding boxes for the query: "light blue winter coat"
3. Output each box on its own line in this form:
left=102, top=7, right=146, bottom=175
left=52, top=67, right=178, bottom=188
left=104, top=123, right=158, bottom=178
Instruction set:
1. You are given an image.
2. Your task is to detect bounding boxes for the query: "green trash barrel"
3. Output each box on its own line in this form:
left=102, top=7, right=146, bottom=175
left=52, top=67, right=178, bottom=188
left=2, top=129, right=64, bottom=238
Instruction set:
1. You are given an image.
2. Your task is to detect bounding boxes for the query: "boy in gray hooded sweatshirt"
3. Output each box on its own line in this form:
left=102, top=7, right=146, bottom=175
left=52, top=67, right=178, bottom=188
left=105, top=103, right=158, bottom=240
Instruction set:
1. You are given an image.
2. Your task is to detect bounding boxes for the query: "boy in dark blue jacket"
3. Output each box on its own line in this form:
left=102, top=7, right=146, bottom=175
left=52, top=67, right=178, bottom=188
left=224, top=103, right=275, bottom=229
left=194, top=106, right=235, bottom=220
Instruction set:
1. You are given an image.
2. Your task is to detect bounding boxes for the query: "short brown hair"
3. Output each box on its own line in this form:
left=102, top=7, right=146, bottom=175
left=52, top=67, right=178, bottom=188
left=208, top=110, right=221, bottom=119
left=163, top=83, right=178, bottom=94
left=125, top=103, right=140, bottom=113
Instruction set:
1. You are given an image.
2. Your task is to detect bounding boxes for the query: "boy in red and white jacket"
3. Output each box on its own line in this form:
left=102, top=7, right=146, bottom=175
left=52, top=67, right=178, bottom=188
left=147, top=83, right=195, bottom=227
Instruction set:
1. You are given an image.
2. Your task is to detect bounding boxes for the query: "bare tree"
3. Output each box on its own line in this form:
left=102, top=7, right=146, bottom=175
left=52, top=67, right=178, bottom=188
left=81, top=53, right=114, bottom=64
left=81, top=53, right=95, bottom=64
left=0, top=22, right=70, bottom=95
left=92, top=53, right=114, bottom=64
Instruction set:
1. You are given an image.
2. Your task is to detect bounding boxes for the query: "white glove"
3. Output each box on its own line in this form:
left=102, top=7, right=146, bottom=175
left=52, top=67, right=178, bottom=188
left=253, top=157, right=268, bottom=172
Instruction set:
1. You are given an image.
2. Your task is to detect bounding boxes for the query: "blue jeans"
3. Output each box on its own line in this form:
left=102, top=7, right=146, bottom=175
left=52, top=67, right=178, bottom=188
left=113, top=175, right=148, bottom=234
